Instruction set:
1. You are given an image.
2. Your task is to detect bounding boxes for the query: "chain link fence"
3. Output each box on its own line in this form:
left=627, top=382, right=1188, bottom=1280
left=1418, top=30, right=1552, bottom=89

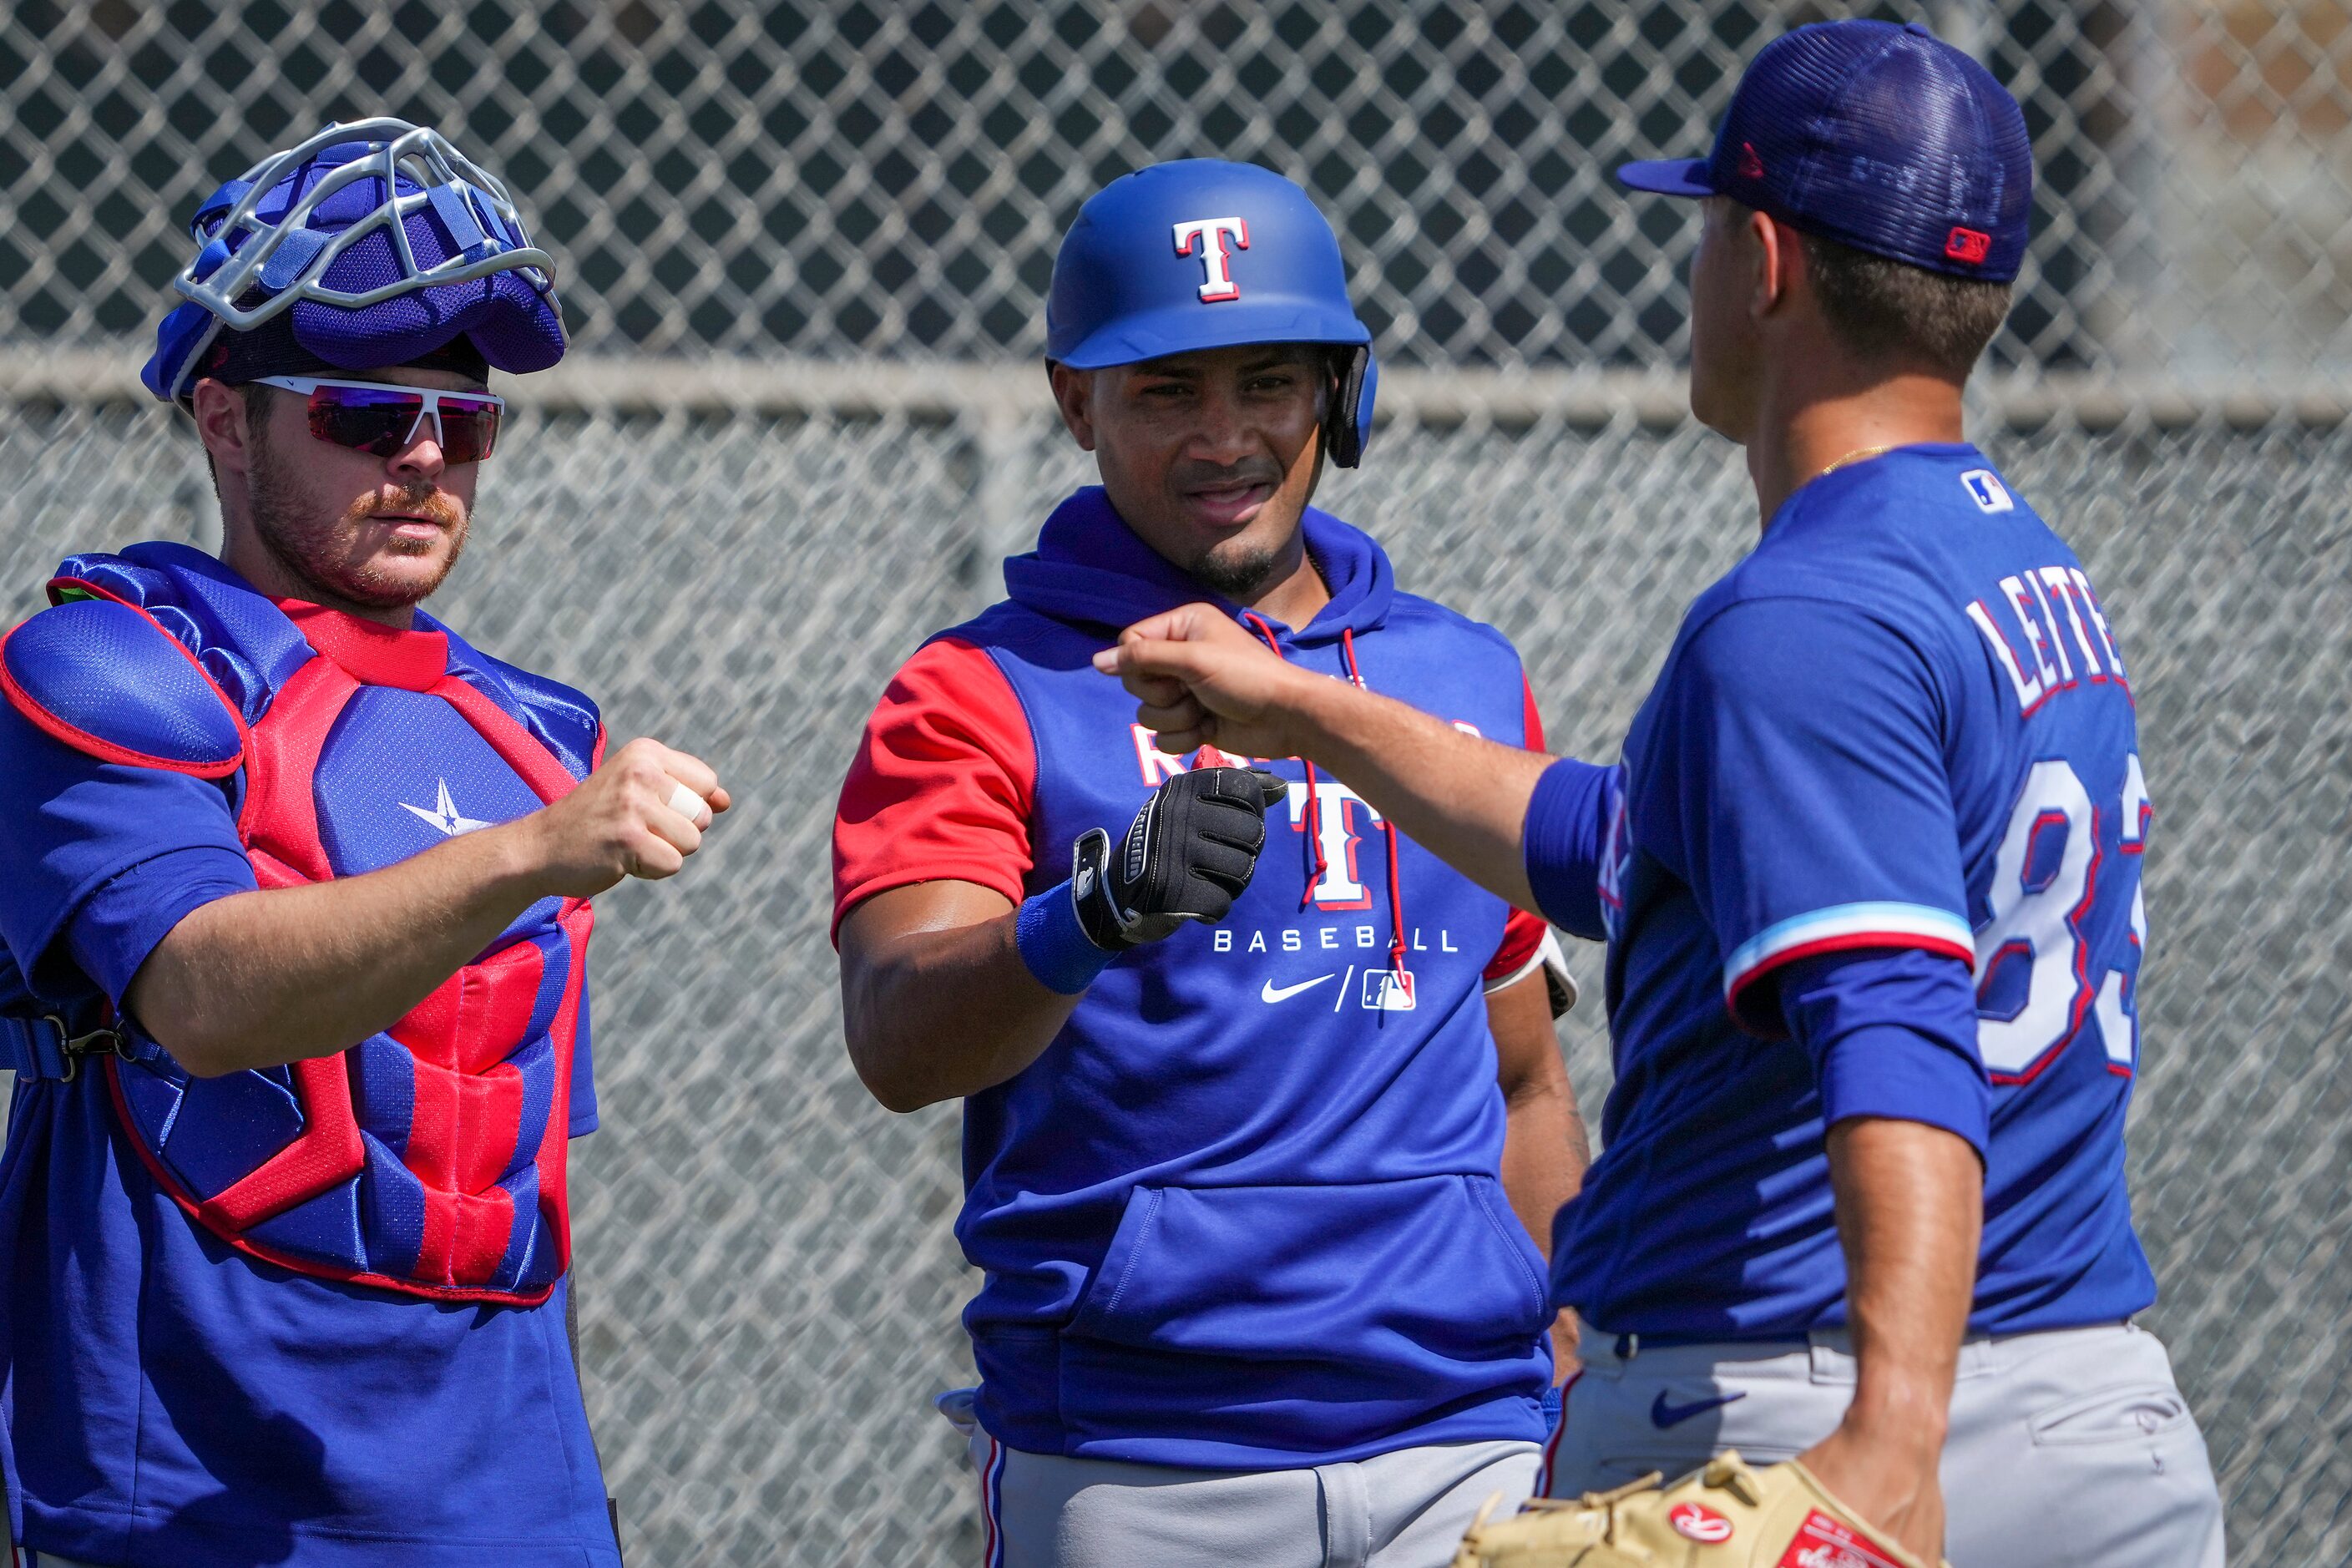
left=1, top=2, right=2348, bottom=1565
left=3, top=402, right=2346, bottom=1567
left=4, top=0, right=2351, bottom=377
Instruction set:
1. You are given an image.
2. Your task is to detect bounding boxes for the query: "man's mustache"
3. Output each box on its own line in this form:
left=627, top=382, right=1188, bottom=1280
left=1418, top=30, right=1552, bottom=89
left=350, top=487, right=466, bottom=529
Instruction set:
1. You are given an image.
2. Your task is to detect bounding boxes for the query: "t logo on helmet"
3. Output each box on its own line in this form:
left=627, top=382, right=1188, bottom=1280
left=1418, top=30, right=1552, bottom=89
left=1172, top=215, right=1250, bottom=302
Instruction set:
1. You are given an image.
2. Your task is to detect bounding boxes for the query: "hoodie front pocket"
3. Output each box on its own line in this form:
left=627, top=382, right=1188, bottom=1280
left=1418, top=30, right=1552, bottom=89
left=1055, top=1173, right=1552, bottom=1455
left=1068, top=1173, right=1550, bottom=1366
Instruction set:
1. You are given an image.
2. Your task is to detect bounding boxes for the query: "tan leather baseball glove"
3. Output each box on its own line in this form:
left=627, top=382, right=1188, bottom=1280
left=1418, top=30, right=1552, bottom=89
left=1450, top=1450, right=1950, bottom=1568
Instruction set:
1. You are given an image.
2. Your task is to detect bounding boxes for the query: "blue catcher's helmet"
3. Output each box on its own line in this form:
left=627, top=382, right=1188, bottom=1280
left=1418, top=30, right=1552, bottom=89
left=143, top=119, right=566, bottom=403
left=1047, top=159, right=1378, bottom=468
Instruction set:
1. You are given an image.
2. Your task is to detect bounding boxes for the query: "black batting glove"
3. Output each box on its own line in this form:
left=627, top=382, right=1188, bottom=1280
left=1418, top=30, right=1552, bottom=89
left=1072, top=766, right=1289, bottom=951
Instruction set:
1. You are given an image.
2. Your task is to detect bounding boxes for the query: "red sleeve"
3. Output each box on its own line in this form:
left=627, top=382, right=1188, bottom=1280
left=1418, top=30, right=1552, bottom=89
left=1485, top=675, right=1550, bottom=982
left=831, top=637, right=1037, bottom=944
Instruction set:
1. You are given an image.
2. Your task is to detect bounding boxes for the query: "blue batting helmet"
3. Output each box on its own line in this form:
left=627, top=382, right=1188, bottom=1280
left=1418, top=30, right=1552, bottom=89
left=143, top=119, right=567, bottom=403
left=1047, top=159, right=1378, bottom=468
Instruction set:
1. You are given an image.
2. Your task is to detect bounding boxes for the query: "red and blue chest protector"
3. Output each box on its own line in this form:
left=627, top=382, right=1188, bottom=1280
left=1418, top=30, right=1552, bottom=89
left=836, top=489, right=1558, bottom=1469
left=0, top=542, right=598, bottom=1305
left=0, top=544, right=616, bottom=1566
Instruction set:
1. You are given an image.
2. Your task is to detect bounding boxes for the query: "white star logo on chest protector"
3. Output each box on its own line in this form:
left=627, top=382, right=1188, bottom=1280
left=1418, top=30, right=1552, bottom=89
left=398, top=778, right=493, bottom=837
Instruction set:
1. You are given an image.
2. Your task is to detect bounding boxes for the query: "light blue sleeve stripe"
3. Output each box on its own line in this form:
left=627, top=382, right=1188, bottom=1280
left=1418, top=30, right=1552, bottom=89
left=1722, top=901, right=1977, bottom=996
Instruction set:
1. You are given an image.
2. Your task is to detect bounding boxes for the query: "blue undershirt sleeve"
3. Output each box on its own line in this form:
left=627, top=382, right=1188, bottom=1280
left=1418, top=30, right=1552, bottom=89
left=65, top=847, right=261, bottom=1005
left=0, top=702, right=250, bottom=1000
left=1777, top=946, right=1990, bottom=1158
left=1521, top=757, right=1619, bottom=941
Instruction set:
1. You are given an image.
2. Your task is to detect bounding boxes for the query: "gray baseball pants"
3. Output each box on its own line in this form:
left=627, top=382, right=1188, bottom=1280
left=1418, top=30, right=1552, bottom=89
left=1537, top=1320, right=2224, bottom=1568
left=938, top=1389, right=1537, bottom=1568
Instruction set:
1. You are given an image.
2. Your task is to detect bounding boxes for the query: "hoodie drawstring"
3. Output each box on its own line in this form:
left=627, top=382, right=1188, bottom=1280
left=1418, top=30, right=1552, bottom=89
left=1239, top=612, right=1332, bottom=904
left=1340, top=628, right=1410, bottom=980
left=1237, top=613, right=1409, bottom=980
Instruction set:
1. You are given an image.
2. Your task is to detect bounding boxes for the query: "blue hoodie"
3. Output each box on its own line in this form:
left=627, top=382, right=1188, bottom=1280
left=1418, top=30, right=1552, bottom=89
left=836, top=488, right=1554, bottom=1467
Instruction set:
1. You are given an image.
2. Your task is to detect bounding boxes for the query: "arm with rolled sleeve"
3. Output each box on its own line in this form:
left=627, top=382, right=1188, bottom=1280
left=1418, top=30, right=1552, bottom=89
left=1778, top=946, right=1986, bottom=1151
left=1487, top=677, right=1591, bottom=999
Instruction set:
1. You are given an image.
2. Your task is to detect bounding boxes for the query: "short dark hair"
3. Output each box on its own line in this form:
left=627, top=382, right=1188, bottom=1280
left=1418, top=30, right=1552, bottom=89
left=1799, top=231, right=2012, bottom=381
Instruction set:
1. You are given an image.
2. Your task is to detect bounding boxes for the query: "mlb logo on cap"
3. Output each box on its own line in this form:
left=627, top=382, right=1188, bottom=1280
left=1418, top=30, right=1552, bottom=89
left=1946, top=226, right=1994, bottom=265
left=1617, top=19, right=2034, bottom=283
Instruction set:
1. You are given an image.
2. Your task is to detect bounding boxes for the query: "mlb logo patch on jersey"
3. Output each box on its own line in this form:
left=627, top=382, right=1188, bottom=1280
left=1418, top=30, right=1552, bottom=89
left=1960, top=468, right=2015, bottom=513
left=1363, top=969, right=1416, bottom=1011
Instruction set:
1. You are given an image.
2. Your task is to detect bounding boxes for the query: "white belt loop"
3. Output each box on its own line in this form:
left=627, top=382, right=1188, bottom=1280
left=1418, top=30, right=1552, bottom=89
left=1586, top=1333, right=1634, bottom=1380
left=1806, top=1328, right=1857, bottom=1384
left=1316, top=1459, right=1373, bottom=1568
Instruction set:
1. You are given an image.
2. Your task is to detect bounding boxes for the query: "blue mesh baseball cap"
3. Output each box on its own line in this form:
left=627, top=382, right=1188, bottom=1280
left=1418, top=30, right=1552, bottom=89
left=1618, top=19, right=2032, bottom=282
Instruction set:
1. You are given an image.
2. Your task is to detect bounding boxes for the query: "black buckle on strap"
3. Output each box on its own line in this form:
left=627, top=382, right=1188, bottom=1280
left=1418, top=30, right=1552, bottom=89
left=50, top=1015, right=128, bottom=1084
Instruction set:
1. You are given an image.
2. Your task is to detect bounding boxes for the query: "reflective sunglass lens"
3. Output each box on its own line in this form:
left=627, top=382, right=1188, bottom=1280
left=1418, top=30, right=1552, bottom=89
left=308, top=387, right=425, bottom=458
left=436, top=397, right=502, bottom=463
left=302, top=386, right=502, bottom=463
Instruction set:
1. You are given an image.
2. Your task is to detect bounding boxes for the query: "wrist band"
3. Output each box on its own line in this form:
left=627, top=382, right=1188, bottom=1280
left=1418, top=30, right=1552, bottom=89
left=1015, top=879, right=1115, bottom=995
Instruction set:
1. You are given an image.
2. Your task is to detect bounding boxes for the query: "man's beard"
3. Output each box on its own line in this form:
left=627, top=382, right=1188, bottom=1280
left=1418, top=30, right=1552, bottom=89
left=247, top=423, right=469, bottom=610
left=1187, top=540, right=1283, bottom=601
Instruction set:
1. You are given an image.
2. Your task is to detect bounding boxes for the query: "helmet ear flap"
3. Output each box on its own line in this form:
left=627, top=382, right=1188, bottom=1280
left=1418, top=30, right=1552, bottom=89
left=1326, top=343, right=1377, bottom=468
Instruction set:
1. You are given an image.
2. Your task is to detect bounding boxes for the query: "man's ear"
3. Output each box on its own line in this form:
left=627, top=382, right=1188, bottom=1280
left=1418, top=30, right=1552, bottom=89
left=1748, top=208, right=1790, bottom=322
left=1047, top=362, right=1096, bottom=452
left=190, top=378, right=260, bottom=481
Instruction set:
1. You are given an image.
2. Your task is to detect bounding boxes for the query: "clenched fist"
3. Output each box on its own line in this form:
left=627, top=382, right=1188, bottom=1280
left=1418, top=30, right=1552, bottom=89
left=1092, top=605, right=1323, bottom=760
left=519, top=737, right=731, bottom=898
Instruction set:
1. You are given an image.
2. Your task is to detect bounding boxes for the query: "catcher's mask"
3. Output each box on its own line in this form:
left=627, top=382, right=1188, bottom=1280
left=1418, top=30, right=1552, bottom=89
left=144, top=119, right=565, bottom=405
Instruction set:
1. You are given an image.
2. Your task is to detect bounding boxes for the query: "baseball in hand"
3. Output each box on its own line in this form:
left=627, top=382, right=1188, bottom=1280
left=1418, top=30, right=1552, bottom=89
left=528, top=737, right=731, bottom=898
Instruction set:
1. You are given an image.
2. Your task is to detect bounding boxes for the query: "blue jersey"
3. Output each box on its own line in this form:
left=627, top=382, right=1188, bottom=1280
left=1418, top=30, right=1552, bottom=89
left=0, top=544, right=617, bottom=1568
left=1533, top=444, right=2157, bottom=1338
left=835, top=489, right=1557, bottom=1468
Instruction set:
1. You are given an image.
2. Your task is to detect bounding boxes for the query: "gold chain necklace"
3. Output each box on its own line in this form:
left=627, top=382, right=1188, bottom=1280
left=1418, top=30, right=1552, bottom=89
left=1816, top=443, right=1896, bottom=478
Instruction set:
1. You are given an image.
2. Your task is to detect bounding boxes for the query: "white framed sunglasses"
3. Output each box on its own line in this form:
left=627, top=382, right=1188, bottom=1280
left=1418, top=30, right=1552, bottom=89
left=255, top=375, right=506, bottom=463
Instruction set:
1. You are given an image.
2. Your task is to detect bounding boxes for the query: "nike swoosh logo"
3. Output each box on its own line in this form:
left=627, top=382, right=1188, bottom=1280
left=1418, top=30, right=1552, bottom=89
left=1261, top=974, right=1336, bottom=1004
left=1651, top=1389, right=1746, bottom=1429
